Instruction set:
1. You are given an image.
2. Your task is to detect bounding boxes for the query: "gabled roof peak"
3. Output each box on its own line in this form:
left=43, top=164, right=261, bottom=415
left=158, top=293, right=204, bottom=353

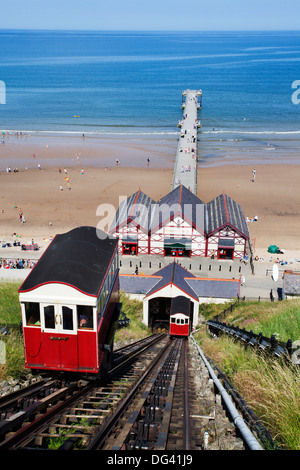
left=109, top=189, right=155, bottom=234
left=206, top=193, right=249, bottom=238
left=157, top=184, right=204, bottom=206
left=150, top=185, right=205, bottom=232
left=145, top=262, right=198, bottom=300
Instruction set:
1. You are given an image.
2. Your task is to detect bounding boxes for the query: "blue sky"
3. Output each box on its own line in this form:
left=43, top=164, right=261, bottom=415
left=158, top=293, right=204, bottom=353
left=1, top=0, right=299, bottom=30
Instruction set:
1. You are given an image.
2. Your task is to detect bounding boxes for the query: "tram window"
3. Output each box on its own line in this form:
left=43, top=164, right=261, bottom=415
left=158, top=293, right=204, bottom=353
left=44, top=305, right=55, bottom=329
left=176, top=319, right=180, bottom=324
left=181, top=319, right=184, bottom=324
left=25, top=302, right=40, bottom=326
left=185, top=318, right=189, bottom=324
left=77, top=306, right=93, bottom=329
left=101, top=290, right=106, bottom=311
left=171, top=318, right=175, bottom=323
left=62, top=306, right=73, bottom=330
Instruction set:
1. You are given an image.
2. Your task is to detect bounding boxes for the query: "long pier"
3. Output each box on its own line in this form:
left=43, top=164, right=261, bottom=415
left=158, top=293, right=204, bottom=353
left=172, top=89, right=202, bottom=194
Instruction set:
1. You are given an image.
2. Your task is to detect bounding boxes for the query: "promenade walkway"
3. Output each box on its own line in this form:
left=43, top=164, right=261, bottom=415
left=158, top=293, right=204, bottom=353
left=2, top=252, right=298, bottom=301
left=117, top=254, right=294, bottom=301
left=172, top=89, right=202, bottom=194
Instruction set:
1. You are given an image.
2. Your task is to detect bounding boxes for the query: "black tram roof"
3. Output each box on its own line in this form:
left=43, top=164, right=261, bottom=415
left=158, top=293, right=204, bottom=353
left=19, top=226, right=118, bottom=297
left=170, top=295, right=191, bottom=317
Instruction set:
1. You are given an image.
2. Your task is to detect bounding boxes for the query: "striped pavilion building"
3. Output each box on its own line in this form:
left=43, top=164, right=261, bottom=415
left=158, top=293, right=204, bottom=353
left=109, top=185, right=250, bottom=261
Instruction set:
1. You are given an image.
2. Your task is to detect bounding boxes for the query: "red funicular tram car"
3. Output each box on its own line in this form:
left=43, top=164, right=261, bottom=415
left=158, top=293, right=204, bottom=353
left=169, top=295, right=191, bottom=338
left=19, top=226, right=120, bottom=375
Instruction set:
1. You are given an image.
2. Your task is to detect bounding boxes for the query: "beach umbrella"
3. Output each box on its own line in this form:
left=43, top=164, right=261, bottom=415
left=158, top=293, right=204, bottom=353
left=268, top=245, right=279, bottom=253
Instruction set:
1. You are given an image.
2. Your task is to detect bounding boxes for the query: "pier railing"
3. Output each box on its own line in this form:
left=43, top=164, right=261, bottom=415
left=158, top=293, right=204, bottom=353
left=172, top=89, right=202, bottom=195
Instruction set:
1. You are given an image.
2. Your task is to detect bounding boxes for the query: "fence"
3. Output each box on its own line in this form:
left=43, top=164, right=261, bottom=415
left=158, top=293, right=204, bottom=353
left=206, top=319, right=295, bottom=364
left=119, top=257, right=248, bottom=277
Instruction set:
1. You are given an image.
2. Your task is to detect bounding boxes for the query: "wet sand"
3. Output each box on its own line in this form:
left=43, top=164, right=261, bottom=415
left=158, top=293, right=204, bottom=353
left=0, top=133, right=177, bottom=170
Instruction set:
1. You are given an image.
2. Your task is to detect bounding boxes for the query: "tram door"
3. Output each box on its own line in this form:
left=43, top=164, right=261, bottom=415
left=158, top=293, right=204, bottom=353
left=41, top=304, right=78, bottom=369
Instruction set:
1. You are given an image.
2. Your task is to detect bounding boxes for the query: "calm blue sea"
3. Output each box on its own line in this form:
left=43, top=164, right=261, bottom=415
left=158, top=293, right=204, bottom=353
left=0, top=30, right=299, bottom=165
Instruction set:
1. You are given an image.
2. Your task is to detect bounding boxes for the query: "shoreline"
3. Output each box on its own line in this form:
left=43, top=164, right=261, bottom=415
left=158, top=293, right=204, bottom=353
left=1, top=132, right=300, bottom=171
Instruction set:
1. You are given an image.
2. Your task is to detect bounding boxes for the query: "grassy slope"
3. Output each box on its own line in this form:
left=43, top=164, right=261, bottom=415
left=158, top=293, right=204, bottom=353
left=196, top=298, right=300, bottom=450
left=0, top=283, right=25, bottom=379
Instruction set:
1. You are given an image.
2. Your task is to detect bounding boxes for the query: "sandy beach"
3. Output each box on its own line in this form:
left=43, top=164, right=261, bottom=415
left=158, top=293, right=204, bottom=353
left=198, top=164, right=300, bottom=259
left=0, top=135, right=299, bottom=263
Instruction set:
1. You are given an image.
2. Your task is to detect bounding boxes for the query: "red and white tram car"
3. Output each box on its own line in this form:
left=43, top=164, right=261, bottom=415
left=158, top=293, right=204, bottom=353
left=19, top=226, right=120, bottom=375
left=169, top=296, right=191, bottom=338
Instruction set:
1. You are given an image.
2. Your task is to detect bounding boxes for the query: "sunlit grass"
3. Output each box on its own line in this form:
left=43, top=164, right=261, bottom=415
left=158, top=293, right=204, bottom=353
left=0, top=282, right=22, bottom=325
left=195, top=297, right=300, bottom=450
left=114, top=291, right=150, bottom=345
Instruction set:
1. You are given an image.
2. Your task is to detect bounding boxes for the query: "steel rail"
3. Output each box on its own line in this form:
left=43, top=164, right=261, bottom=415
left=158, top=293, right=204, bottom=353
left=0, top=381, right=90, bottom=449
left=0, top=334, right=167, bottom=450
left=85, top=338, right=172, bottom=450
left=113, top=333, right=163, bottom=355
left=111, top=333, right=165, bottom=369
left=0, top=379, right=47, bottom=414
left=183, top=340, right=191, bottom=450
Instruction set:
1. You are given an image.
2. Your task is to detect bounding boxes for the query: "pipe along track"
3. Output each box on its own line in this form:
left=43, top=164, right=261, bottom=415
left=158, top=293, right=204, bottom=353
left=0, top=333, right=267, bottom=450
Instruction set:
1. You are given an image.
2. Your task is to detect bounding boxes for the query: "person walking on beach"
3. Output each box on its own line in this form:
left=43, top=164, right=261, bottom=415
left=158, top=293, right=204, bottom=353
left=147, top=157, right=150, bottom=167
left=252, top=168, right=256, bottom=182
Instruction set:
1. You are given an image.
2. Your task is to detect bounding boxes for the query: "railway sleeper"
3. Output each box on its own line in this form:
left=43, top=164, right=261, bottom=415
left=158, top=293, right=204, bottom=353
left=0, top=391, right=70, bottom=441
left=63, top=413, right=108, bottom=424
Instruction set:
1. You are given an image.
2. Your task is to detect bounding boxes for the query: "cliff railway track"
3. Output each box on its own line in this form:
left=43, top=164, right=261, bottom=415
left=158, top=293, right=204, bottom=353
left=0, top=333, right=165, bottom=449
left=0, top=333, right=268, bottom=451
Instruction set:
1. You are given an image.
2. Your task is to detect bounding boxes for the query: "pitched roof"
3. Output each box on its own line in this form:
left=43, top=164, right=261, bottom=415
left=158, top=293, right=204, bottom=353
left=119, top=275, right=161, bottom=294
left=19, top=226, right=117, bottom=297
left=109, top=189, right=155, bottom=234
left=110, top=187, right=249, bottom=239
left=205, top=193, right=249, bottom=238
left=150, top=185, right=205, bottom=233
left=144, top=262, right=198, bottom=300
left=186, top=278, right=240, bottom=299
left=120, top=263, right=240, bottom=301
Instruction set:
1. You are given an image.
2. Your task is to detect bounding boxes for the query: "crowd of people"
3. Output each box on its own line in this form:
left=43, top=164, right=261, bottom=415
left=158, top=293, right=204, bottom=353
left=0, top=258, right=36, bottom=269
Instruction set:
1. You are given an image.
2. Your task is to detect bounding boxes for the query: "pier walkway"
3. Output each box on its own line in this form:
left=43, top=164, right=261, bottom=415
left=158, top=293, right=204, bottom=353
left=172, top=89, right=202, bottom=194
